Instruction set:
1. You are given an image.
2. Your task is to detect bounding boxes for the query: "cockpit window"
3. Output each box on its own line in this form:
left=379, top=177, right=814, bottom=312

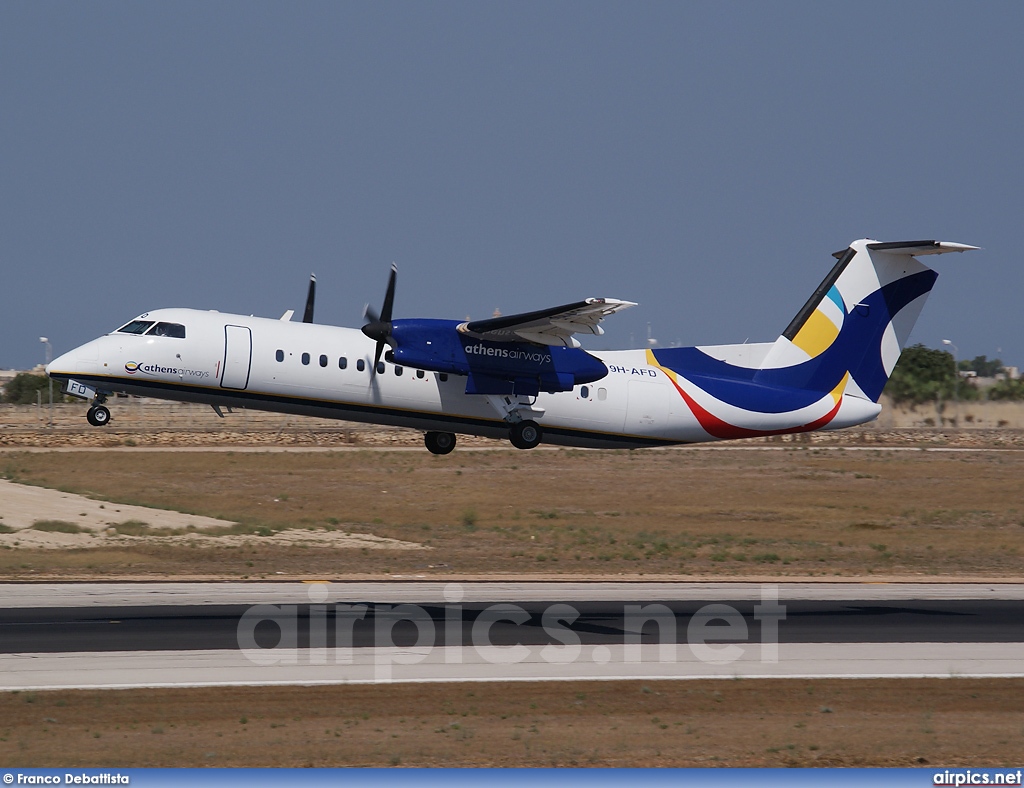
left=145, top=322, right=186, bottom=339
left=117, top=320, right=155, bottom=335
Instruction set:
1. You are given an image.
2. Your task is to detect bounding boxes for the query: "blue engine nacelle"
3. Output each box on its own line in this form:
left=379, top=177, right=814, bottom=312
left=389, top=319, right=607, bottom=396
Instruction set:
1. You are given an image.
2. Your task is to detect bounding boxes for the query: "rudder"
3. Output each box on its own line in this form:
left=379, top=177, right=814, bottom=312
left=755, top=239, right=977, bottom=402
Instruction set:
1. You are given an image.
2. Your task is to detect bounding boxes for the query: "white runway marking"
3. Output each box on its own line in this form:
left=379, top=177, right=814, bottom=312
left=3, top=581, right=1023, bottom=609
left=3, top=643, right=1023, bottom=691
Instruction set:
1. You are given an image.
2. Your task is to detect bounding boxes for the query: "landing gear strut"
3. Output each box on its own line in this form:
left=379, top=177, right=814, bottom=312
left=509, top=419, right=542, bottom=450
left=424, top=431, right=457, bottom=455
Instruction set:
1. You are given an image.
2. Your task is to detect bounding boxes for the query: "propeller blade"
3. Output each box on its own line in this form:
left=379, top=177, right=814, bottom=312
left=380, top=264, right=397, bottom=323
left=302, top=274, right=316, bottom=324
left=361, top=264, right=399, bottom=376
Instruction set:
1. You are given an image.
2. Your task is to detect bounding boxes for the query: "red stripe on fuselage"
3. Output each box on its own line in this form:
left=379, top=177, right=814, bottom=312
left=665, top=374, right=841, bottom=440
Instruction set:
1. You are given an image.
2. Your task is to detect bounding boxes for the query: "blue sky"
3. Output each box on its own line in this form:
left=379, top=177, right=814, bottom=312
left=2, top=2, right=1021, bottom=370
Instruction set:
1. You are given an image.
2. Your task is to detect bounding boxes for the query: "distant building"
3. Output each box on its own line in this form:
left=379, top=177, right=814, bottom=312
left=0, top=369, right=19, bottom=387
left=0, top=367, right=47, bottom=397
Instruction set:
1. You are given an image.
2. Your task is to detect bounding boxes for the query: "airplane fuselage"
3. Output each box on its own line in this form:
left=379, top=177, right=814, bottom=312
left=47, top=306, right=881, bottom=449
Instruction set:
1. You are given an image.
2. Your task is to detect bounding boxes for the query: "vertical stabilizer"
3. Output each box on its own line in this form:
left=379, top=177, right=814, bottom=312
left=755, top=240, right=977, bottom=402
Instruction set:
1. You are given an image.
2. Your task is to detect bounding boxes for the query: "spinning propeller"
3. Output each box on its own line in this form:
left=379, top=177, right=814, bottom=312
left=361, top=264, right=398, bottom=372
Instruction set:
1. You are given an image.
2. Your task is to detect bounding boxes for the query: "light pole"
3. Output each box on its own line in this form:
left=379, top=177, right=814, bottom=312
left=39, top=337, right=52, bottom=428
left=942, top=339, right=959, bottom=427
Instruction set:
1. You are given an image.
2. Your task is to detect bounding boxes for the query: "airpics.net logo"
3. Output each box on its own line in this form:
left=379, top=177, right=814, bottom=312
left=236, top=583, right=787, bottom=681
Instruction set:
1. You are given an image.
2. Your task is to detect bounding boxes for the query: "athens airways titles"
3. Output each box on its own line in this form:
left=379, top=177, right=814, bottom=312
left=463, top=344, right=551, bottom=364
left=125, top=361, right=210, bottom=378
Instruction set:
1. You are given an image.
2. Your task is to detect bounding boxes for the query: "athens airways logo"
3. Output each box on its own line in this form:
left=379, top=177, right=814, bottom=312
left=125, top=361, right=180, bottom=375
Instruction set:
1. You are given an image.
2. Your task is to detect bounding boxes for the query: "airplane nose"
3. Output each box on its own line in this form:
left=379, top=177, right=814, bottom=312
left=46, top=350, right=74, bottom=377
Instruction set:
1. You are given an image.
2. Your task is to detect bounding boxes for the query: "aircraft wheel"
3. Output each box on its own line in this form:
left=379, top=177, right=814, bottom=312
left=509, top=420, right=542, bottom=450
left=424, top=431, right=456, bottom=455
left=87, top=405, right=111, bottom=427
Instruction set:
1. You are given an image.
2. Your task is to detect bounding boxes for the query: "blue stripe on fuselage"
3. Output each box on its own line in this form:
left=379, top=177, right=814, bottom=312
left=652, top=269, right=937, bottom=411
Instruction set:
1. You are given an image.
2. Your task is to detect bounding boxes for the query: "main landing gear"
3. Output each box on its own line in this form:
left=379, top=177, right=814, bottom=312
left=509, top=419, right=542, bottom=450
left=424, top=431, right=457, bottom=455
left=482, top=395, right=545, bottom=451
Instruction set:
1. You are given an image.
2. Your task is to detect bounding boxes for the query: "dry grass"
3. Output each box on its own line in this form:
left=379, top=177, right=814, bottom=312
left=1, top=446, right=1023, bottom=579
left=1, top=679, right=1022, bottom=767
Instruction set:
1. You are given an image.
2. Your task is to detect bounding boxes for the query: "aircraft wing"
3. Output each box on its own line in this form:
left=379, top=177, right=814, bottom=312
left=458, top=298, right=637, bottom=347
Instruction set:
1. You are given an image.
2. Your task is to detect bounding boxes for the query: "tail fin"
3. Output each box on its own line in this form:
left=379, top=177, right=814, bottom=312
left=755, top=239, right=977, bottom=401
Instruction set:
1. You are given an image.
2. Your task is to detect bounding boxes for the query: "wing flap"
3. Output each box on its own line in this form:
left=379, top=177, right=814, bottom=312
left=459, top=298, right=636, bottom=347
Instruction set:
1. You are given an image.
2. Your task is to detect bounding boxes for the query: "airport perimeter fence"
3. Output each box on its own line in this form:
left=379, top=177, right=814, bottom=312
left=3, top=400, right=1024, bottom=449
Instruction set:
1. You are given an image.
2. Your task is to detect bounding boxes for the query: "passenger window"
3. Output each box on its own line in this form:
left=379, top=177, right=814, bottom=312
left=319, top=354, right=328, bottom=368
left=416, top=369, right=425, bottom=379
left=376, top=361, right=385, bottom=375
left=357, top=359, right=365, bottom=372
left=439, top=373, right=448, bottom=382
left=339, top=357, right=347, bottom=370
left=580, top=386, right=589, bottom=399
left=301, top=353, right=310, bottom=366
left=395, top=366, right=403, bottom=376
left=117, top=320, right=154, bottom=335
left=598, top=388, right=607, bottom=401
left=146, top=322, right=186, bottom=338
left=276, top=349, right=284, bottom=362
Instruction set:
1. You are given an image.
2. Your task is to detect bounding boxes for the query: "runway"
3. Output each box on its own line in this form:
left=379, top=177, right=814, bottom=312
left=1, top=582, right=1022, bottom=690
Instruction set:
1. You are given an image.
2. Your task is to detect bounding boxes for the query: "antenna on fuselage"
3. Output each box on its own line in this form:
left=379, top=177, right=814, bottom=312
left=302, top=274, right=316, bottom=323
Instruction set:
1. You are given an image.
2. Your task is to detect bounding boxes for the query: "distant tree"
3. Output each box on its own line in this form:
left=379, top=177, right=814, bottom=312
left=986, top=378, right=1024, bottom=401
left=1, top=373, right=70, bottom=405
left=958, top=355, right=1004, bottom=377
left=884, top=344, right=978, bottom=406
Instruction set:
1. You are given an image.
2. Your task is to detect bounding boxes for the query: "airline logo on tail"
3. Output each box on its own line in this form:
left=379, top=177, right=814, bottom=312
left=649, top=239, right=977, bottom=439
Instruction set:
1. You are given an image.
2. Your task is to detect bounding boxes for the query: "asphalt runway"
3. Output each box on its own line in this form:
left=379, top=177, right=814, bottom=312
left=3, top=598, right=1024, bottom=654
left=2, top=583, right=1023, bottom=689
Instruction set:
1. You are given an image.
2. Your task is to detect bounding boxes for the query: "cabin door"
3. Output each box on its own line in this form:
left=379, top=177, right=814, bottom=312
left=221, top=325, right=252, bottom=390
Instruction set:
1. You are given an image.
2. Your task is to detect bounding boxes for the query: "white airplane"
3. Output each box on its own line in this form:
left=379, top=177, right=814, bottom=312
left=47, top=239, right=976, bottom=454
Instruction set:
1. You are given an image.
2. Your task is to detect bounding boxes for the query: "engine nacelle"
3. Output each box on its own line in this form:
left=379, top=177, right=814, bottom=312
left=389, top=319, right=607, bottom=396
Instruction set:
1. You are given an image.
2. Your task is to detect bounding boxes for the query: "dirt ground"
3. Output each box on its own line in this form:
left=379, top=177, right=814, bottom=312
left=2, top=436, right=1023, bottom=769
left=1, top=679, right=1021, bottom=767
left=1, top=444, right=1023, bottom=579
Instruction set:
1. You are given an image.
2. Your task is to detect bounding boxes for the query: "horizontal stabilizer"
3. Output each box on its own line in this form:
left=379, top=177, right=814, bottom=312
left=832, top=240, right=979, bottom=259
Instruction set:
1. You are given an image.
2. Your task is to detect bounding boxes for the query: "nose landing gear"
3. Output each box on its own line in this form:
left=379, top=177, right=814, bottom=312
left=86, top=405, right=111, bottom=427
left=86, top=393, right=111, bottom=427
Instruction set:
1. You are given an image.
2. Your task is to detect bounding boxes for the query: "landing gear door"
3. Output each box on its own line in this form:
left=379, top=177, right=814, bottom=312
left=221, top=325, right=252, bottom=390
left=63, top=379, right=97, bottom=401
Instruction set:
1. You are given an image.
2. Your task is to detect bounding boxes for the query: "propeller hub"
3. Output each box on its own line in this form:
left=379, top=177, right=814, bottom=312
left=361, top=321, right=393, bottom=343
